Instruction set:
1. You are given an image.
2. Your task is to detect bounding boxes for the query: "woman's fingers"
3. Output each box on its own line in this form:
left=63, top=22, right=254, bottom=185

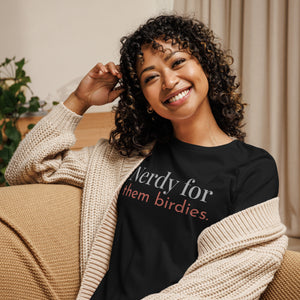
left=106, top=62, right=118, bottom=75
left=89, top=63, right=108, bottom=77
left=99, top=63, right=108, bottom=73
left=89, top=62, right=122, bottom=79
left=106, top=62, right=122, bottom=78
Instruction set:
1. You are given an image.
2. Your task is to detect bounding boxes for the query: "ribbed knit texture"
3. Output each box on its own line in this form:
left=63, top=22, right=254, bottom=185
left=5, top=103, right=288, bottom=300
left=0, top=184, right=82, bottom=300
left=78, top=139, right=145, bottom=278
left=260, top=250, right=300, bottom=299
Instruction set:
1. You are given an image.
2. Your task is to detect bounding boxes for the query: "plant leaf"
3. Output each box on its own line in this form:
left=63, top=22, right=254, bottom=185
left=16, top=68, right=26, bottom=79
left=0, top=171, right=5, bottom=185
left=3, top=107, right=15, bottom=115
left=28, top=96, right=40, bottom=112
left=3, top=90, right=17, bottom=107
left=4, top=58, right=12, bottom=66
left=0, top=147, right=13, bottom=165
left=27, top=123, right=35, bottom=130
left=18, top=106, right=28, bottom=115
left=0, top=95, right=5, bottom=119
left=0, top=57, right=14, bottom=68
left=15, top=76, right=31, bottom=86
left=17, top=91, right=26, bottom=104
left=15, top=58, right=25, bottom=70
left=4, top=122, right=21, bottom=143
left=9, top=83, right=22, bottom=95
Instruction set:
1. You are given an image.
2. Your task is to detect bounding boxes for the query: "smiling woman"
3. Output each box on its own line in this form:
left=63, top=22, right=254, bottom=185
left=137, top=42, right=209, bottom=113
left=108, top=15, right=246, bottom=157
left=136, top=41, right=223, bottom=145
left=4, top=14, right=287, bottom=300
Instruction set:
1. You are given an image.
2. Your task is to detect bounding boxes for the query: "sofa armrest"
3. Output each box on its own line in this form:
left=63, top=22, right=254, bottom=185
left=0, top=184, right=82, bottom=300
left=260, top=249, right=300, bottom=299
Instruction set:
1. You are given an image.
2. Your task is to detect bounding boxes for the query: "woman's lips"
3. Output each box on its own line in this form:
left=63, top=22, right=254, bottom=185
left=164, top=87, right=192, bottom=106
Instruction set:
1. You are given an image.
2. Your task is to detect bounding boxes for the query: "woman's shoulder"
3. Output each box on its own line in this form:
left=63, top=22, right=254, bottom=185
left=93, top=138, right=152, bottom=163
left=233, top=141, right=279, bottom=189
left=231, top=141, right=279, bottom=212
left=233, top=140, right=276, bottom=165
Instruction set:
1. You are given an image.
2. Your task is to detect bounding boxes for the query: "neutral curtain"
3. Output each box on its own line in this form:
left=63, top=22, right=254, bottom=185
left=173, top=0, right=300, bottom=237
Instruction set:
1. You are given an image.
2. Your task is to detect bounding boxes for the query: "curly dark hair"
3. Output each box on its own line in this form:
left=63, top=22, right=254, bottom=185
left=109, top=14, right=246, bottom=156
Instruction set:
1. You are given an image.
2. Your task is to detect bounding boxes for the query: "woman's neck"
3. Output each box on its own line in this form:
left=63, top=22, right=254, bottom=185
left=171, top=103, right=232, bottom=147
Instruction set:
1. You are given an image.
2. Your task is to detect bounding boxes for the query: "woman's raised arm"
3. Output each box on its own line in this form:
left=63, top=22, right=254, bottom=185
left=5, top=62, right=123, bottom=186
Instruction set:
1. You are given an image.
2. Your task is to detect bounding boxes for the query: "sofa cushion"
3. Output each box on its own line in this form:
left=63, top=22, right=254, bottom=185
left=0, top=184, right=82, bottom=300
left=260, top=249, right=300, bottom=299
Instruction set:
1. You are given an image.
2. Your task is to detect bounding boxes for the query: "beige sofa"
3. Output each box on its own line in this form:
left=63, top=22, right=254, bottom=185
left=0, top=183, right=299, bottom=300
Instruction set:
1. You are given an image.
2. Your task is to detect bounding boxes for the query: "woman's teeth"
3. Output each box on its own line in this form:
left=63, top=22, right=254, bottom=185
left=165, top=89, right=189, bottom=104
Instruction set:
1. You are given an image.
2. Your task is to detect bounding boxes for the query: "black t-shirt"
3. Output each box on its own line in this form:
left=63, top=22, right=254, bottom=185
left=91, top=138, right=279, bottom=300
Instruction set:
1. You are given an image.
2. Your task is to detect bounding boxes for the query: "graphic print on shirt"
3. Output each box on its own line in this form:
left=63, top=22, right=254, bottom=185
left=122, top=165, right=214, bottom=221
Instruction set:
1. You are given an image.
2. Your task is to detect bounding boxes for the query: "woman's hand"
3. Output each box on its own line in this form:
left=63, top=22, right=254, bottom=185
left=64, top=62, right=124, bottom=115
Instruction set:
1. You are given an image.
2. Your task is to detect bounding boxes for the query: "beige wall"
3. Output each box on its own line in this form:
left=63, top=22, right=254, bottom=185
left=0, top=0, right=174, bottom=112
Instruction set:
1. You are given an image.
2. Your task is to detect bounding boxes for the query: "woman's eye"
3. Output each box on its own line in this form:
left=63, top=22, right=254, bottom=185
left=172, top=58, right=186, bottom=68
left=144, top=75, right=157, bottom=84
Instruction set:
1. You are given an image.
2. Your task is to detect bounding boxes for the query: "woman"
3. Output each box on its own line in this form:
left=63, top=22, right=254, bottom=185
left=6, top=15, right=287, bottom=299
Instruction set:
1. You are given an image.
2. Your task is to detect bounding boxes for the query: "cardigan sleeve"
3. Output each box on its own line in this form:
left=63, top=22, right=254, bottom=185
left=142, top=198, right=288, bottom=300
left=5, top=103, right=94, bottom=187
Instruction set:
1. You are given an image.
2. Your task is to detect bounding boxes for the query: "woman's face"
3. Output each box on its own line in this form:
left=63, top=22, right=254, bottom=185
left=136, top=40, right=209, bottom=125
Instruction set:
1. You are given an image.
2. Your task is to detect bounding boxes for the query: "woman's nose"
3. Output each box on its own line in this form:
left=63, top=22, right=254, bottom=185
left=162, top=70, right=179, bottom=90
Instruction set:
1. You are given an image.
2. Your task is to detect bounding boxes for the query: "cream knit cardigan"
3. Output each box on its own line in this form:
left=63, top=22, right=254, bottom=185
left=5, top=104, right=288, bottom=300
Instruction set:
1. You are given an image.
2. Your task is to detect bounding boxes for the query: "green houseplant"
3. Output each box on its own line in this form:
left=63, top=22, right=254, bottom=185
left=0, top=57, right=41, bottom=185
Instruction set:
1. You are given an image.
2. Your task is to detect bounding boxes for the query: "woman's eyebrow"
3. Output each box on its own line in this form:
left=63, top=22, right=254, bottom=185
left=139, top=66, right=155, bottom=78
left=164, top=50, right=181, bottom=61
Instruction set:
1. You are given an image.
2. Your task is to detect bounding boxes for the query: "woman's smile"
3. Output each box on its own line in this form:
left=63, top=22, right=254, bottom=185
left=163, top=87, right=192, bottom=106
left=137, top=40, right=210, bottom=123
